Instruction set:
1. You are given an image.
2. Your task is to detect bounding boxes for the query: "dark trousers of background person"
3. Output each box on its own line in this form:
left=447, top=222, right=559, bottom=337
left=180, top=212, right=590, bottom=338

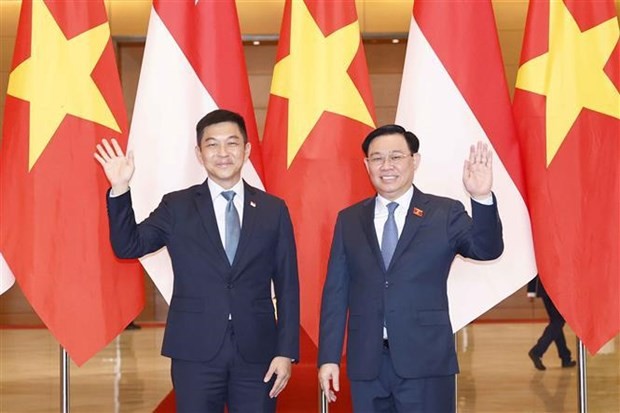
left=531, top=286, right=572, bottom=363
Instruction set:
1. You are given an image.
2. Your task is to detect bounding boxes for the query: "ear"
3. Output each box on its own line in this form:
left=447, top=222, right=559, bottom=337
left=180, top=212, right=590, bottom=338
left=363, top=157, right=371, bottom=175
left=412, top=153, right=421, bottom=171
left=244, top=142, right=252, bottom=162
left=195, top=145, right=204, bottom=166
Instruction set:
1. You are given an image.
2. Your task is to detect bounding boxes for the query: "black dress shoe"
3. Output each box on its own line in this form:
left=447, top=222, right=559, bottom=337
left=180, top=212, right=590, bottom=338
left=528, top=349, right=546, bottom=370
left=562, top=360, right=577, bottom=368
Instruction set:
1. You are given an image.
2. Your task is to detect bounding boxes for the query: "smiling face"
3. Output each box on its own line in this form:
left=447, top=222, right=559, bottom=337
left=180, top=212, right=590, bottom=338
left=195, top=121, right=251, bottom=189
left=364, top=133, right=420, bottom=201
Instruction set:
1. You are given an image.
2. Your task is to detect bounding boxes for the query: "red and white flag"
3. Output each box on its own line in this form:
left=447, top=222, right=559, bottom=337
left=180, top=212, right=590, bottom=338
left=396, top=0, right=537, bottom=331
left=0, top=254, right=15, bottom=295
left=0, top=0, right=144, bottom=365
left=128, top=0, right=264, bottom=303
left=514, top=0, right=619, bottom=353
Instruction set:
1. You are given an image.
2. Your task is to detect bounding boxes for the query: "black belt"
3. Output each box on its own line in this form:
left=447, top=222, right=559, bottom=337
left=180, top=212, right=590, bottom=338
left=383, top=339, right=389, bottom=349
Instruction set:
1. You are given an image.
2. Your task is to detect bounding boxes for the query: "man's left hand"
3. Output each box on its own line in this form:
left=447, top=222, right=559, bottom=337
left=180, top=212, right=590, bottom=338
left=463, top=141, right=493, bottom=200
left=264, top=356, right=292, bottom=398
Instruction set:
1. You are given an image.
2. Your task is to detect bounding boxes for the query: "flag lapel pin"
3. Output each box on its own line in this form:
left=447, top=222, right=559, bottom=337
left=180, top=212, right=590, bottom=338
left=412, top=207, right=424, bottom=217
left=250, top=201, right=256, bottom=208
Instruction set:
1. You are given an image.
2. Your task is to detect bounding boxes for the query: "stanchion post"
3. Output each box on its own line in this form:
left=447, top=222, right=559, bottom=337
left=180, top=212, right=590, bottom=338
left=60, top=346, right=70, bottom=413
left=577, top=338, right=588, bottom=413
left=319, top=387, right=329, bottom=413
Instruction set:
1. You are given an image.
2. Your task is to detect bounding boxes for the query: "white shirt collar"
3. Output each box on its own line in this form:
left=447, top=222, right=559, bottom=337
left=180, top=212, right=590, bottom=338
left=375, top=185, right=414, bottom=213
left=208, top=179, right=244, bottom=201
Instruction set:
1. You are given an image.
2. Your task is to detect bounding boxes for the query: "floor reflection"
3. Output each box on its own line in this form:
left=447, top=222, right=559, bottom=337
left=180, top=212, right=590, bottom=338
left=0, top=323, right=617, bottom=412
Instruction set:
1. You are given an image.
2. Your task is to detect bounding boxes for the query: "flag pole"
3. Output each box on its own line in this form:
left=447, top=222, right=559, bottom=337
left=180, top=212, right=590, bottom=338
left=577, top=338, right=588, bottom=413
left=60, top=346, right=70, bottom=413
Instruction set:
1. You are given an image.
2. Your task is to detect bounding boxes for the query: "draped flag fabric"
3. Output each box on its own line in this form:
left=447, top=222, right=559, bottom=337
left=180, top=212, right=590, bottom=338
left=395, top=0, right=537, bottom=332
left=262, top=0, right=376, bottom=347
left=0, top=0, right=144, bottom=365
left=513, top=0, right=619, bottom=353
left=127, top=0, right=264, bottom=303
left=0, top=254, right=15, bottom=295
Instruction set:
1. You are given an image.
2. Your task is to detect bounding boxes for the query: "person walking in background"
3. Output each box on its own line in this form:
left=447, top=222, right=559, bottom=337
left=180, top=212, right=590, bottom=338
left=95, top=109, right=300, bottom=413
left=318, top=124, right=504, bottom=413
left=528, top=275, right=576, bottom=371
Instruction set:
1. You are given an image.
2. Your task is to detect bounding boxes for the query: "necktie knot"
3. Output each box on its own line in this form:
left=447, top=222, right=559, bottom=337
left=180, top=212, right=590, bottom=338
left=387, top=202, right=398, bottom=215
left=221, top=190, right=236, bottom=202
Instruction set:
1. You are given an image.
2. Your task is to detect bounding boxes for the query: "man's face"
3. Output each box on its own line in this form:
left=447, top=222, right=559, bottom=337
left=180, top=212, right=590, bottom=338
left=364, top=133, right=420, bottom=201
left=195, top=121, right=250, bottom=189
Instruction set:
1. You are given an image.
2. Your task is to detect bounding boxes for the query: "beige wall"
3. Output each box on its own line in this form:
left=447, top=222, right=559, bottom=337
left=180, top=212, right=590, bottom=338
left=1, top=1, right=618, bottom=323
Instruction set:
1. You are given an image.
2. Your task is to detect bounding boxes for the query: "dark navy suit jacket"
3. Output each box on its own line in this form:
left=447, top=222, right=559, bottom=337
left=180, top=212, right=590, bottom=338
left=318, top=186, right=503, bottom=380
left=107, top=180, right=300, bottom=363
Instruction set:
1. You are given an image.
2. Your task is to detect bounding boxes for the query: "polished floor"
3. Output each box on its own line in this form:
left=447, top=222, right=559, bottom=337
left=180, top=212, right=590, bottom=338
left=0, top=323, right=618, bottom=412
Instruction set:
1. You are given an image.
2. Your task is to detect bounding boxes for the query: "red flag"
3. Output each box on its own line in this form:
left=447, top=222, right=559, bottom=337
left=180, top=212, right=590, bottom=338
left=262, top=0, right=375, bottom=349
left=127, top=0, right=265, bottom=303
left=395, top=0, right=537, bottom=332
left=0, top=0, right=144, bottom=365
left=513, top=0, right=620, bottom=353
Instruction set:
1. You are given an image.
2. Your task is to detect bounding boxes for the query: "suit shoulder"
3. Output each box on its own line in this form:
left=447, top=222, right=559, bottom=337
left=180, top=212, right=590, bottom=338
left=160, top=183, right=204, bottom=203
left=422, top=192, right=462, bottom=208
left=337, top=196, right=375, bottom=217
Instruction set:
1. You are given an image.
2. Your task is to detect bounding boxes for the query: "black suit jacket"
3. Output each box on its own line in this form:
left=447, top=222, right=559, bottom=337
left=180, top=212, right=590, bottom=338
left=107, top=180, right=300, bottom=363
left=318, top=186, right=503, bottom=380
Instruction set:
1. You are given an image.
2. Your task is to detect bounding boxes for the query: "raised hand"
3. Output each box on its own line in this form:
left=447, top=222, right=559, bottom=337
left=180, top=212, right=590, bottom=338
left=463, top=141, right=493, bottom=200
left=94, top=138, right=134, bottom=195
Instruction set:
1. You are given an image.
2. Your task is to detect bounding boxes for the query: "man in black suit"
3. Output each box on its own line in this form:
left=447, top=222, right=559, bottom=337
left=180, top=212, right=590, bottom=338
left=527, top=275, right=576, bottom=370
left=95, top=109, right=300, bottom=413
left=318, top=124, right=504, bottom=413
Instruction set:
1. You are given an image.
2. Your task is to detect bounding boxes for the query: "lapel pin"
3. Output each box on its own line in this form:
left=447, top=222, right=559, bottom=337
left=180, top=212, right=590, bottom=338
left=250, top=201, right=256, bottom=208
left=412, top=207, right=424, bottom=217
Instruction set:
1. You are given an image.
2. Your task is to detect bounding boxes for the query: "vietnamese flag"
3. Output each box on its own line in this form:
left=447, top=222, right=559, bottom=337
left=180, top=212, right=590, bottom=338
left=127, top=0, right=265, bottom=303
left=395, top=0, right=537, bottom=332
left=513, top=0, right=620, bottom=353
left=262, top=0, right=376, bottom=350
left=0, top=0, right=144, bottom=365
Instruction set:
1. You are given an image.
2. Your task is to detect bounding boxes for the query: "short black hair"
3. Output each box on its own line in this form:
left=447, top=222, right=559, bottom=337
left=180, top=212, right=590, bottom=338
left=361, top=124, right=420, bottom=156
left=196, top=109, right=248, bottom=145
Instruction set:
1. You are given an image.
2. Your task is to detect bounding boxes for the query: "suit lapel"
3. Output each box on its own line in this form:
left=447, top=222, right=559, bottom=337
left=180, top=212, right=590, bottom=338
left=231, top=181, right=258, bottom=274
left=194, top=179, right=230, bottom=273
left=360, top=197, right=386, bottom=273
left=388, top=186, right=428, bottom=270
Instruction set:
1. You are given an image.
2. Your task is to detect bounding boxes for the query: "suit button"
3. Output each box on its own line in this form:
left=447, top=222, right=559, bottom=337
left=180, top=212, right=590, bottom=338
left=385, top=281, right=389, bottom=288
left=227, top=283, right=233, bottom=289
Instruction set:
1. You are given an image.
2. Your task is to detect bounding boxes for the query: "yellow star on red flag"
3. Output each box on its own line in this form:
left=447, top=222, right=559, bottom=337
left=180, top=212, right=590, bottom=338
left=270, top=0, right=375, bottom=167
left=515, top=0, right=620, bottom=166
left=7, top=0, right=120, bottom=171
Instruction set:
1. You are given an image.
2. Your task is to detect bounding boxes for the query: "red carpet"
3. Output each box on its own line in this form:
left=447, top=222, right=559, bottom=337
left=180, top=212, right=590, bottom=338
left=154, top=329, right=353, bottom=412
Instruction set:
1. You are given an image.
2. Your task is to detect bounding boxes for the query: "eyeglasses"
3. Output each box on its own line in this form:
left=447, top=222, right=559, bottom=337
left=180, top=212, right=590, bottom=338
left=366, top=152, right=414, bottom=166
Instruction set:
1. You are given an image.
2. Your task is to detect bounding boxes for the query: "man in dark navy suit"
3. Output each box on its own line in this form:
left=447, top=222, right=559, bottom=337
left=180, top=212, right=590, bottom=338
left=527, top=275, right=576, bottom=370
left=318, top=124, right=504, bottom=413
left=95, top=109, right=299, bottom=413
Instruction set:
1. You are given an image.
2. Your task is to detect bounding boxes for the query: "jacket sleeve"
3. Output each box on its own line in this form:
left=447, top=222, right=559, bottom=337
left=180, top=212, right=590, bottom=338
left=448, top=193, right=504, bottom=261
left=106, top=189, right=172, bottom=259
left=273, top=202, right=300, bottom=361
left=318, top=213, right=349, bottom=366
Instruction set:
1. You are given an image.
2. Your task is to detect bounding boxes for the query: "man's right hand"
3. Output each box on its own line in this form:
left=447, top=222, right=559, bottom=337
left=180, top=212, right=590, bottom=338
left=318, top=363, right=340, bottom=403
left=94, top=138, right=134, bottom=196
